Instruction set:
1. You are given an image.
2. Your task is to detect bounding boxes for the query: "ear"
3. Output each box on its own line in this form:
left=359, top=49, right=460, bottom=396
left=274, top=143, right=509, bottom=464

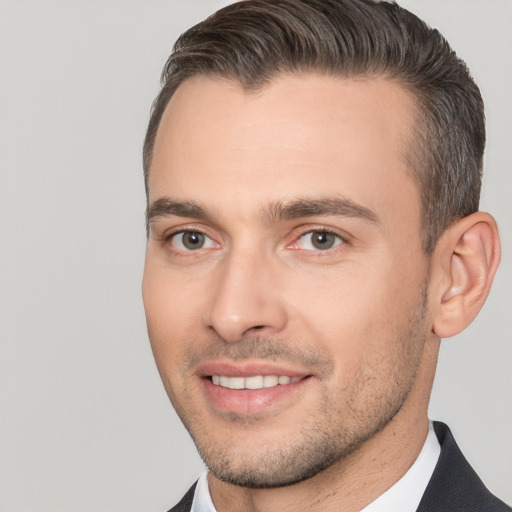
left=431, top=212, right=501, bottom=338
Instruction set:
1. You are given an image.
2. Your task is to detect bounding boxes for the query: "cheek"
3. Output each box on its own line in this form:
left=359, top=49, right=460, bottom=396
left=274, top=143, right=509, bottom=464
left=142, top=264, right=202, bottom=369
left=283, top=260, right=422, bottom=371
left=142, top=269, right=207, bottom=417
left=287, top=263, right=399, bottom=335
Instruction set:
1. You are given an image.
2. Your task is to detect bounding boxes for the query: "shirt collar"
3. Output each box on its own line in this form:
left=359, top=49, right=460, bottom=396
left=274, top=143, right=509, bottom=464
left=361, top=421, right=440, bottom=512
left=191, top=471, right=216, bottom=512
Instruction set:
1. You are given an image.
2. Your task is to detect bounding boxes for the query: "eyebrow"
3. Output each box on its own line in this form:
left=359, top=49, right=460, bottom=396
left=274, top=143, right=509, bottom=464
left=146, top=197, right=211, bottom=231
left=146, top=196, right=378, bottom=233
left=263, top=197, right=379, bottom=224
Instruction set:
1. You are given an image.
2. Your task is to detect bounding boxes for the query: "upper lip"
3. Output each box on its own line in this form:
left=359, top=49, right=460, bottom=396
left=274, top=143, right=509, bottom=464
left=196, top=360, right=311, bottom=378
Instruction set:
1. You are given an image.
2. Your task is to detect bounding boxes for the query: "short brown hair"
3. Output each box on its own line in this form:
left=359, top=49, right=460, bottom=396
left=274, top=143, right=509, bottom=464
left=143, top=0, right=485, bottom=253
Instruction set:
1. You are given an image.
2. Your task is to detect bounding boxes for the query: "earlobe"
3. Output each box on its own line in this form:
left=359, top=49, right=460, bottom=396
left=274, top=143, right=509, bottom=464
left=432, top=212, right=501, bottom=338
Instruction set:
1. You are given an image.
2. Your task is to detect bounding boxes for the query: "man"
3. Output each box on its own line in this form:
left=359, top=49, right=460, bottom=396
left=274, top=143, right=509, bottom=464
left=141, top=0, right=510, bottom=510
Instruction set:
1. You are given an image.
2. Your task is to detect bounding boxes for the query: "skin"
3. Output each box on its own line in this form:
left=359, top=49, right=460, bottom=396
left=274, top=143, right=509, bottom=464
left=142, top=74, right=482, bottom=511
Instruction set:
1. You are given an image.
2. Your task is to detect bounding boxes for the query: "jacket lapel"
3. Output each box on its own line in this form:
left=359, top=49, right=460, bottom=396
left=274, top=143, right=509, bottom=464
left=416, top=422, right=510, bottom=511
left=168, top=482, right=197, bottom=512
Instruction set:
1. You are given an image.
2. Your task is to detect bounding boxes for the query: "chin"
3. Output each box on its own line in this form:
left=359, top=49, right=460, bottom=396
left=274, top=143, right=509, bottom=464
left=189, top=412, right=386, bottom=489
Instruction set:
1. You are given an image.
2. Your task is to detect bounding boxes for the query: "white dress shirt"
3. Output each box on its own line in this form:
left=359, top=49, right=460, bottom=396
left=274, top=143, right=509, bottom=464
left=191, top=471, right=217, bottom=512
left=191, top=421, right=440, bottom=512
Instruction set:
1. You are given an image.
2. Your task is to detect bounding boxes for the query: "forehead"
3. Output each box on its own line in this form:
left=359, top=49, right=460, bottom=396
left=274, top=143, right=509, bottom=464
left=149, top=73, right=419, bottom=227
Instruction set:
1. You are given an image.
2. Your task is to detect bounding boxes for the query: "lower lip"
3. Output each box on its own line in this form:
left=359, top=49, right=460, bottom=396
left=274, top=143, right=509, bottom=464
left=201, top=377, right=310, bottom=415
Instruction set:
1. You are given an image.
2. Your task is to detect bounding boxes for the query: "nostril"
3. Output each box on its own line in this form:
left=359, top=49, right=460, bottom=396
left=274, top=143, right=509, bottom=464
left=240, top=324, right=266, bottom=338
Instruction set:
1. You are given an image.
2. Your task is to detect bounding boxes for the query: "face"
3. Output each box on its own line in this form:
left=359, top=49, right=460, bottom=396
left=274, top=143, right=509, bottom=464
left=143, top=74, right=431, bottom=488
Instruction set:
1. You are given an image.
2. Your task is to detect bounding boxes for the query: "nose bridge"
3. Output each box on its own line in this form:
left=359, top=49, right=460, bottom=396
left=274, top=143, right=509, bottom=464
left=204, top=242, right=287, bottom=342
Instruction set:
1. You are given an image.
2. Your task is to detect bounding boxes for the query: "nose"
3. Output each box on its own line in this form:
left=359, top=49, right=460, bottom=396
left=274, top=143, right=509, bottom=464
left=203, top=248, right=288, bottom=343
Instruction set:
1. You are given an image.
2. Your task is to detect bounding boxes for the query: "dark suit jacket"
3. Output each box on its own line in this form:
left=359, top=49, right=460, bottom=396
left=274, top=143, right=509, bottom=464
left=168, top=422, right=511, bottom=511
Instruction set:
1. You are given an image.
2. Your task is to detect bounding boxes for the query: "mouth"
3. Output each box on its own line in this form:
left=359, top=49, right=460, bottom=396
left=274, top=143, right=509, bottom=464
left=197, top=362, right=313, bottom=415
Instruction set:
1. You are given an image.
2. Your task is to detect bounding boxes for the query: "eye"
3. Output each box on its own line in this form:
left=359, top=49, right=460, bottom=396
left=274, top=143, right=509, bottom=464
left=169, top=231, right=217, bottom=251
left=295, top=231, right=344, bottom=251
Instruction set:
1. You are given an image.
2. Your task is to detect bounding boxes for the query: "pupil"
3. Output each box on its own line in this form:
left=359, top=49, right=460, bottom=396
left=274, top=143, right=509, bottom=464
left=312, top=232, right=334, bottom=250
left=183, top=232, right=204, bottom=250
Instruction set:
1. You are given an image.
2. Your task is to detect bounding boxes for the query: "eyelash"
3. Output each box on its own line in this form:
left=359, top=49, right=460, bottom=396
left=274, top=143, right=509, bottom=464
left=291, top=229, right=347, bottom=252
left=164, top=228, right=217, bottom=252
left=161, top=227, right=349, bottom=255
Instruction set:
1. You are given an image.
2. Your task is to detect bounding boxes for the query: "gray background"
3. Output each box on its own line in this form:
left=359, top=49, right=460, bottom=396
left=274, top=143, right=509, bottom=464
left=0, top=1, right=510, bottom=510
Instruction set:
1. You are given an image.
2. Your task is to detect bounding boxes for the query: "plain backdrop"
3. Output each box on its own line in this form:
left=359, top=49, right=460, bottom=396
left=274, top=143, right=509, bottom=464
left=0, top=1, right=510, bottom=510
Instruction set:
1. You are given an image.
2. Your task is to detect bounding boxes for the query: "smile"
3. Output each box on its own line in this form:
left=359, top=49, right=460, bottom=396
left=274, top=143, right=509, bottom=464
left=211, top=375, right=303, bottom=390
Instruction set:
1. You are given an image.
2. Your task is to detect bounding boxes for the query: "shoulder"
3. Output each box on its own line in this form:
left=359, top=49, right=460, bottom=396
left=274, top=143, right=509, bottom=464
left=416, top=422, right=511, bottom=512
left=167, top=482, right=197, bottom=512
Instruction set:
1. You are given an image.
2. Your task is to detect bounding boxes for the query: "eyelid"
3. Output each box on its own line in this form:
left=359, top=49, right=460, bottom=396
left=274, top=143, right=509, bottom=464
left=160, top=222, right=212, bottom=241
left=164, top=226, right=205, bottom=241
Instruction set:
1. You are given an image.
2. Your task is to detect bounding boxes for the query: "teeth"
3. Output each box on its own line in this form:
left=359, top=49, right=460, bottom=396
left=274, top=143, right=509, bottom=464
left=245, top=375, right=263, bottom=389
left=211, top=374, right=302, bottom=390
left=263, top=375, right=278, bottom=388
left=229, top=377, right=245, bottom=390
